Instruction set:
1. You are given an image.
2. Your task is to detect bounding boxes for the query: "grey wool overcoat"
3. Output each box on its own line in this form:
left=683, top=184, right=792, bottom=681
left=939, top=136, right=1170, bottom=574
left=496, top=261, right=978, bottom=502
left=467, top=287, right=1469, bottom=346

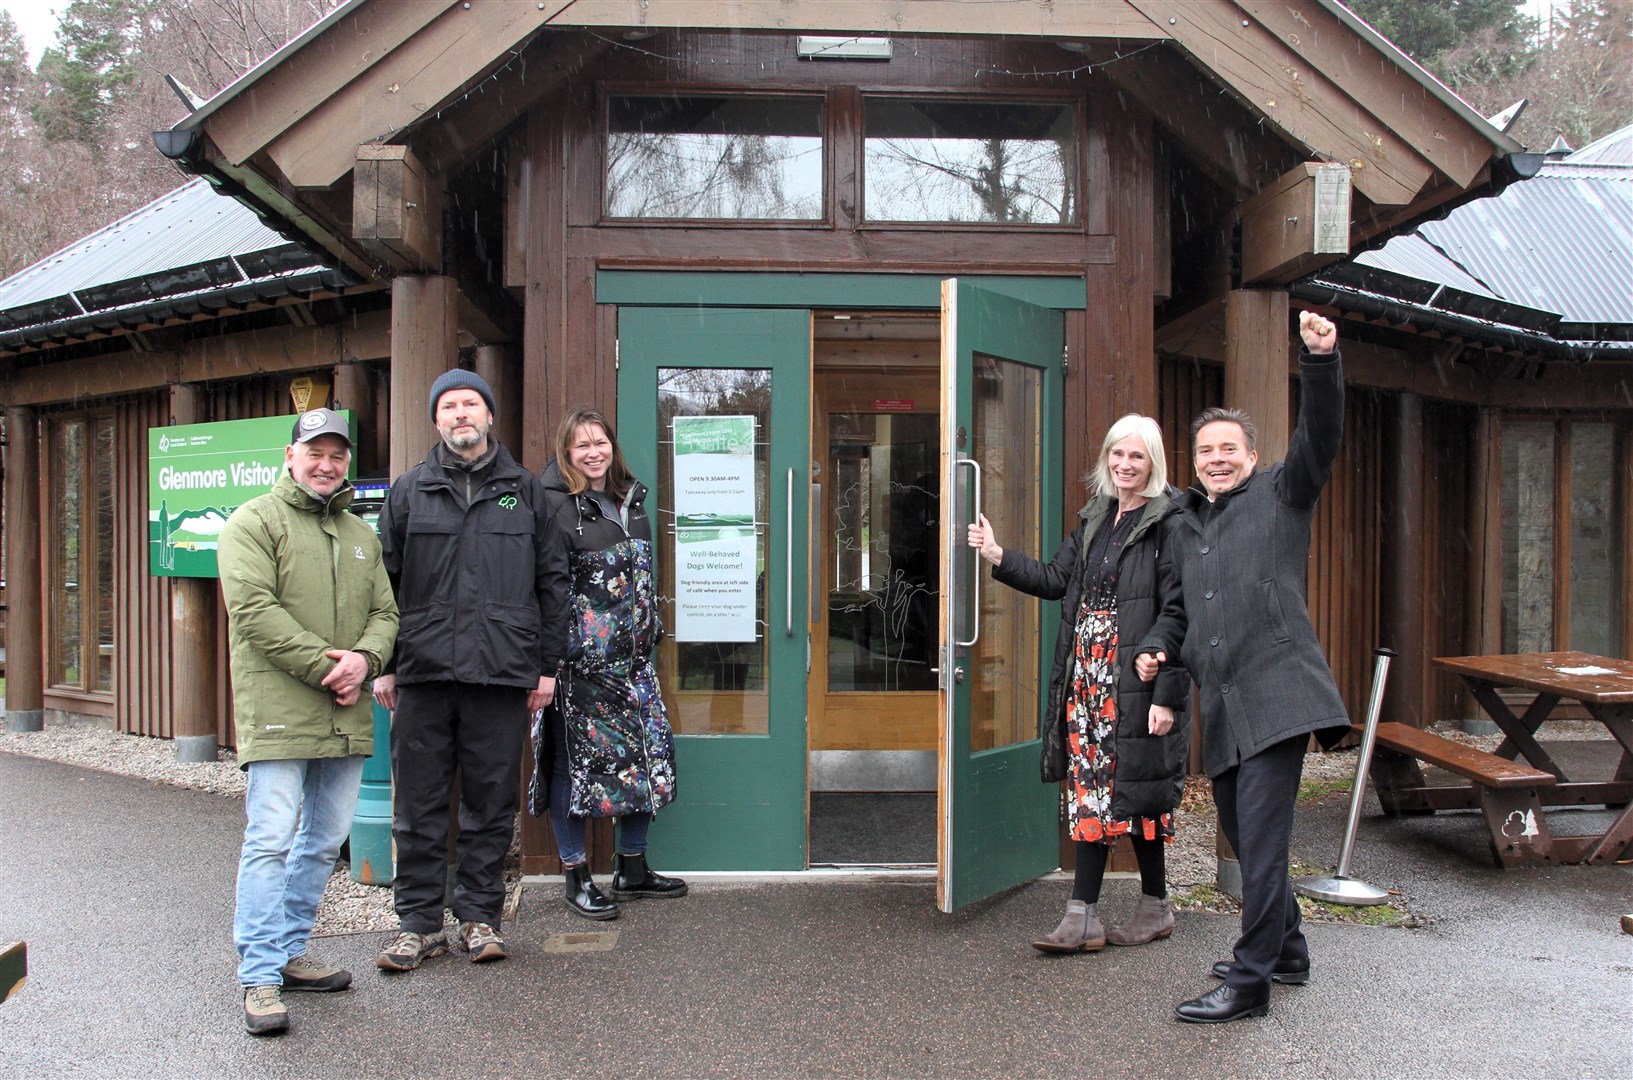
left=1143, top=349, right=1352, bottom=777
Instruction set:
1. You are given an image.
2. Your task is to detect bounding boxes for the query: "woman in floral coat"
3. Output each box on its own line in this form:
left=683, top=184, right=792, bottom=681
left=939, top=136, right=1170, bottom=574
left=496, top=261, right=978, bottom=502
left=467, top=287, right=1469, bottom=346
left=532, top=406, right=684, bottom=920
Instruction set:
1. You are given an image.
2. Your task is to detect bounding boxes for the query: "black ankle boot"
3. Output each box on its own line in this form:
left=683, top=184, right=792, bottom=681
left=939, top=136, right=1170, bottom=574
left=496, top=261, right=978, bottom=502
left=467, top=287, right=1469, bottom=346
left=611, top=853, right=689, bottom=900
left=563, top=863, right=619, bottom=920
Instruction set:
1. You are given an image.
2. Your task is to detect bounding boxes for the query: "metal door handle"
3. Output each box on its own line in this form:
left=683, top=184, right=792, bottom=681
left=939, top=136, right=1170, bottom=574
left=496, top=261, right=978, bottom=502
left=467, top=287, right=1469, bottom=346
left=956, top=457, right=982, bottom=648
left=786, top=467, right=795, bottom=636
left=810, top=481, right=823, bottom=626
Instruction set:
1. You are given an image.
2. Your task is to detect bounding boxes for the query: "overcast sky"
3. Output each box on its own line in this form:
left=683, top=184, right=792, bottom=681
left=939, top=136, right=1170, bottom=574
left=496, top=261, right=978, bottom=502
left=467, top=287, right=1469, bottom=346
left=1, top=0, right=1565, bottom=69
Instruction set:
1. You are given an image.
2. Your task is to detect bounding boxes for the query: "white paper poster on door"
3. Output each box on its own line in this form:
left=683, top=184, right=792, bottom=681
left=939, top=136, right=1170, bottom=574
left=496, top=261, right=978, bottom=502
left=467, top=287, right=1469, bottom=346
left=674, top=527, right=758, bottom=642
left=672, top=415, right=758, bottom=642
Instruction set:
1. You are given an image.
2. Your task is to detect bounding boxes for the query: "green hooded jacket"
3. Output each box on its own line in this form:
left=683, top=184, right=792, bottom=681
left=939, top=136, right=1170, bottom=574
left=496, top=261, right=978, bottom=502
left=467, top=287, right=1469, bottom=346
left=218, top=470, right=399, bottom=766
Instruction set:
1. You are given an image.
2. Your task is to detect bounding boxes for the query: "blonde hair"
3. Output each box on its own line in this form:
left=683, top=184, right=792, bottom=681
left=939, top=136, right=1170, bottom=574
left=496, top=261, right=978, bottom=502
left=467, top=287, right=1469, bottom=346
left=1090, top=414, right=1167, bottom=499
left=554, top=407, right=636, bottom=500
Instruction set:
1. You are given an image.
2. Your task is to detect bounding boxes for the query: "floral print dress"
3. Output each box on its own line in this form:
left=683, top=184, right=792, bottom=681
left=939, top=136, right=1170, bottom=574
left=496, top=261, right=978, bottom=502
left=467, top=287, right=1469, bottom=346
left=1063, top=505, right=1175, bottom=844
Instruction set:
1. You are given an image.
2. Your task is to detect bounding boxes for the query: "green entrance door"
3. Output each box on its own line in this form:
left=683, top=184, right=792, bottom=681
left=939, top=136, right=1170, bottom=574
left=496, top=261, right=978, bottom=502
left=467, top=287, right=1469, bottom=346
left=937, top=279, right=1065, bottom=912
left=617, top=307, right=810, bottom=870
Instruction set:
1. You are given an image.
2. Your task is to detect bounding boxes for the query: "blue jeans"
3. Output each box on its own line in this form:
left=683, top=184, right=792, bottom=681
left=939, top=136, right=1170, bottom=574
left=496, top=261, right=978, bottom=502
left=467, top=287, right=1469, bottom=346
left=235, top=756, right=365, bottom=987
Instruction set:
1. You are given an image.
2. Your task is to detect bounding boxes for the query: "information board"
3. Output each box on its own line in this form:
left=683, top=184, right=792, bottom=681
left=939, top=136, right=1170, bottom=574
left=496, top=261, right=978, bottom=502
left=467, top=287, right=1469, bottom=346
left=148, top=412, right=354, bottom=577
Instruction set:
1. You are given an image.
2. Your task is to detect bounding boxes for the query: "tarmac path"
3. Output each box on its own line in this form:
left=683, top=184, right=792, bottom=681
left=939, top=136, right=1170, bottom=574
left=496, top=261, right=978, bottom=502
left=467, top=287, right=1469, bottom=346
left=1, top=750, right=1629, bottom=1079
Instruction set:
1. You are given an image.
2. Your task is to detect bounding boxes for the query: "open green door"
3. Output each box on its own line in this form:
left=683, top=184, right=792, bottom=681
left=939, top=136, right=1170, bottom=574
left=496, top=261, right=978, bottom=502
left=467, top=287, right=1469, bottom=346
left=937, top=279, right=1064, bottom=912
left=618, top=307, right=810, bottom=870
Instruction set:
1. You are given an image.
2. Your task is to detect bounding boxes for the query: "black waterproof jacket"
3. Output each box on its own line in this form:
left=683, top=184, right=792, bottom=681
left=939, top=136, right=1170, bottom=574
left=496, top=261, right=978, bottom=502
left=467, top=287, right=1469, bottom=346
left=1142, top=349, right=1351, bottom=777
left=379, top=440, right=566, bottom=687
left=992, top=489, right=1191, bottom=820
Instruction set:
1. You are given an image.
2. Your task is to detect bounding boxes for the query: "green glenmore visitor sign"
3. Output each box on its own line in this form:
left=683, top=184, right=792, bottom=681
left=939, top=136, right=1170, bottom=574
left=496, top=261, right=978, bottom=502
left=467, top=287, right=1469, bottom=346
left=148, top=412, right=354, bottom=577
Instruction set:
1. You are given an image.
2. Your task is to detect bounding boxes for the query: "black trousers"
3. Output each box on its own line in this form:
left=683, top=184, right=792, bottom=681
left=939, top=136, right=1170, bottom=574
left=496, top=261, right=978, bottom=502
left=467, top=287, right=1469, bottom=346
left=1211, top=733, right=1309, bottom=990
left=390, top=681, right=529, bottom=934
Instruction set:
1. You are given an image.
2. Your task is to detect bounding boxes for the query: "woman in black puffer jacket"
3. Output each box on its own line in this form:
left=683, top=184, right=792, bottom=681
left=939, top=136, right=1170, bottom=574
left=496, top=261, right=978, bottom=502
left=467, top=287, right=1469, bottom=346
left=968, top=413, right=1190, bottom=953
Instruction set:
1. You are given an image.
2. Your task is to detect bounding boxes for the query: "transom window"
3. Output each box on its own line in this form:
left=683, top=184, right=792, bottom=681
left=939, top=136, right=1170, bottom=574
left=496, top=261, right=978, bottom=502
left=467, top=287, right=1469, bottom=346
left=605, top=94, right=824, bottom=220
left=864, top=98, right=1078, bottom=224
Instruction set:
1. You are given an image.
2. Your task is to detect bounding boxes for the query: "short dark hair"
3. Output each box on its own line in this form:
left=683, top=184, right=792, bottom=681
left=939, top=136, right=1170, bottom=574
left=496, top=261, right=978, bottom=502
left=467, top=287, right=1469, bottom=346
left=1190, top=407, right=1256, bottom=452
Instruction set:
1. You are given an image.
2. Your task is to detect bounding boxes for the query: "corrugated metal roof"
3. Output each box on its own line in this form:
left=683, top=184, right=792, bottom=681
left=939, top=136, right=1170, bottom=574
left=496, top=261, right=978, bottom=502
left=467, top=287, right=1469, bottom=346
left=1305, top=123, right=1633, bottom=354
left=1416, top=164, right=1632, bottom=326
left=0, top=178, right=303, bottom=311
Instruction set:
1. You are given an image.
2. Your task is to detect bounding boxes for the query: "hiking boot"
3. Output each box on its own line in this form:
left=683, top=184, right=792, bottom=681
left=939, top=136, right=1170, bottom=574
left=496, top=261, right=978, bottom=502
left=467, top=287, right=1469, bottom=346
left=564, top=863, right=620, bottom=920
left=1106, top=894, right=1175, bottom=947
left=375, top=930, right=448, bottom=972
left=458, top=921, right=508, bottom=963
left=281, top=951, right=352, bottom=992
left=243, top=985, right=288, bottom=1036
left=610, top=853, right=689, bottom=900
left=1031, top=899, right=1105, bottom=953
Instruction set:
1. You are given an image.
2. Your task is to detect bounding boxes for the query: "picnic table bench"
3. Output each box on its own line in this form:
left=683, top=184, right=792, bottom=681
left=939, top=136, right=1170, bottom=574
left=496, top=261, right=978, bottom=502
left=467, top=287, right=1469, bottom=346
left=1368, top=652, right=1633, bottom=868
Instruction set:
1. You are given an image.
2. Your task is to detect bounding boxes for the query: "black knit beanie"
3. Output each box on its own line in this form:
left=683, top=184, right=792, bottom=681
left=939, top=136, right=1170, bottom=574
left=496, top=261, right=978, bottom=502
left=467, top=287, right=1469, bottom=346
left=428, top=368, right=496, bottom=420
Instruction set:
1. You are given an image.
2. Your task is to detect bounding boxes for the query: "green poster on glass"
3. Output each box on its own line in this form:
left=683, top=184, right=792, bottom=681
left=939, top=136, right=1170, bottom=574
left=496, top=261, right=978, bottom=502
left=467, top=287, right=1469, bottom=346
left=147, top=412, right=354, bottom=577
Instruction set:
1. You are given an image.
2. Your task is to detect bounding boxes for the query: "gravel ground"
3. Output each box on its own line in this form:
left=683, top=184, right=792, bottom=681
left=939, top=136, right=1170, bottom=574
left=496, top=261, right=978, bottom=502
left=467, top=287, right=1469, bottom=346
left=2, top=718, right=1607, bottom=934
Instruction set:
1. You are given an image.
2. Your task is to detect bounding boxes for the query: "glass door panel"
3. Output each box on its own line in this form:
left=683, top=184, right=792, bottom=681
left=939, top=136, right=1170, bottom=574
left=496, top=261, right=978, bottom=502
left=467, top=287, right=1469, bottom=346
left=617, top=307, right=810, bottom=870
left=938, top=279, right=1063, bottom=912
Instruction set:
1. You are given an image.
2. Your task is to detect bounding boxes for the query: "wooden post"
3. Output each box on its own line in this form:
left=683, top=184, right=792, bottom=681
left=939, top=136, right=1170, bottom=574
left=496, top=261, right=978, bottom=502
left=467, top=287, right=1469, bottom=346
left=390, top=275, right=458, bottom=480
left=168, top=385, right=219, bottom=762
left=389, top=275, right=461, bottom=882
left=1381, top=392, right=1426, bottom=726
left=332, top=361, right=379, bottom=476
left=3, top=407, right=42, bottom=732
left=1224, top=289, right=1292, bottom=461
left=473, top=343, right=520, bottom=457
left=1212, top=288, right=1292, bottom=892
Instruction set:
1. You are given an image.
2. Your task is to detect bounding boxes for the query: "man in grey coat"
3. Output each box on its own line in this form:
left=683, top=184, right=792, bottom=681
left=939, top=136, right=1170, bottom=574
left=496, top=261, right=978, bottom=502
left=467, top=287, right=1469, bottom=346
left=1137, top=310, right=1350, bottom=1024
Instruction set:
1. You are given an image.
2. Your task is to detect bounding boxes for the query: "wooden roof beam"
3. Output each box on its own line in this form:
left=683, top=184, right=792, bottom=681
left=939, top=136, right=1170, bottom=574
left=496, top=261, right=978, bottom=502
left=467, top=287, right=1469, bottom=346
left=266, top=2, right=568, bottom=190
left=1239, top=162, right=1354, bottom=285
left=1238, top=0, right=1492, bottom=188
left=208, top=1, right=456, bottom=168
left=1127, top=0, right=1434, bottom=206
left=1095, top=46, right=1300, bottom=197
left=545, top=1, right=1167, bottom=39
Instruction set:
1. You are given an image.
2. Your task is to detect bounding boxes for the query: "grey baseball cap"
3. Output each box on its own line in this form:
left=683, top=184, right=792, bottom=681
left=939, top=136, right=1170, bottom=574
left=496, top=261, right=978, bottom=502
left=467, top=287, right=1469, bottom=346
left=291, top=408, right=352, bottom=446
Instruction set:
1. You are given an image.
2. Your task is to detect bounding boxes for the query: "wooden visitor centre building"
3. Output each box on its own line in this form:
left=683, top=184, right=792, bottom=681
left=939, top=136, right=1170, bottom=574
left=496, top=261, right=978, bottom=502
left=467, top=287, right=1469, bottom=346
left=0, top=0, right=1626, bottom=909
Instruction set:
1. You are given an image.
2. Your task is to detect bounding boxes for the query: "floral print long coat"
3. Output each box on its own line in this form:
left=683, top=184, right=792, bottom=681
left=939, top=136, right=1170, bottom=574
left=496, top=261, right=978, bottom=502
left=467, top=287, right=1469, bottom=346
left=532, top=460, right=677, bottom=819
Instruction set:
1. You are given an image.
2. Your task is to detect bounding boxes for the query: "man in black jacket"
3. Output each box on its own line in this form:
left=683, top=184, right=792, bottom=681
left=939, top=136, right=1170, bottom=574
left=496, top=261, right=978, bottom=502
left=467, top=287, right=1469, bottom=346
left=372, top=368, right=566, bottom=971
left=1137, top=310, right=1350, bottom=1023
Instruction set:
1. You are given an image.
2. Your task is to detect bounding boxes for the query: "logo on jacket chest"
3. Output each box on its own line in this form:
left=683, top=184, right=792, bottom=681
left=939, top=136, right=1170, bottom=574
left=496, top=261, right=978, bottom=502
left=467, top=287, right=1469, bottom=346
left=498, top=495, right=518, bottom=510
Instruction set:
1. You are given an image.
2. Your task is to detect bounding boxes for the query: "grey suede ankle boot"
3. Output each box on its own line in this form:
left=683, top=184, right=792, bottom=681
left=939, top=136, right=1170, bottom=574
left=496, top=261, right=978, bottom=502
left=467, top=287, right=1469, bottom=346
left=1031, top=899, right=1106, bottom=953
left=1106, top=894, right=1175, bottom=946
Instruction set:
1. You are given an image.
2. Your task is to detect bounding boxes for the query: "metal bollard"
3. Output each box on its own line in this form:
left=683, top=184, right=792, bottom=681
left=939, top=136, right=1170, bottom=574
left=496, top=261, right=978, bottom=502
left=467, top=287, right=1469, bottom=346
left=1295, top=647, right=1394, bottom=905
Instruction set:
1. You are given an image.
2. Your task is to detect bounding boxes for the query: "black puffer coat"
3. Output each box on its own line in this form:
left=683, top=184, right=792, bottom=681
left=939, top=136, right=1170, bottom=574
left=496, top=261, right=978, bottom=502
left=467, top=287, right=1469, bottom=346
left=378, top=441, right=563, bottom=687
left=992, top=490, right=1191, bottom=820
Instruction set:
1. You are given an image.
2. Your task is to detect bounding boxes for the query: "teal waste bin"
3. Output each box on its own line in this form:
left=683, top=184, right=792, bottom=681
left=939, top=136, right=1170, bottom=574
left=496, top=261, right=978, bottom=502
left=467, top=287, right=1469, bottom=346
left=349, top=699, right=393, bottom=885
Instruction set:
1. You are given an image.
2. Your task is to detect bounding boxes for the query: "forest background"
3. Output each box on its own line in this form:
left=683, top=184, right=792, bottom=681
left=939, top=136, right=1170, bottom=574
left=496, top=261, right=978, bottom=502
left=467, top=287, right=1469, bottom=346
left=0, top=0, right=1629, bottom=280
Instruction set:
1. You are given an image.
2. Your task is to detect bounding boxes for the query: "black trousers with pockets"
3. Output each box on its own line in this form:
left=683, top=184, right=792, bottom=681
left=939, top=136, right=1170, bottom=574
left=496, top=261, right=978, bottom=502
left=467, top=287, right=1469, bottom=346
left=1211, top=732, right=1310, bottom=989
left=390, top=681, right=529, bottom=934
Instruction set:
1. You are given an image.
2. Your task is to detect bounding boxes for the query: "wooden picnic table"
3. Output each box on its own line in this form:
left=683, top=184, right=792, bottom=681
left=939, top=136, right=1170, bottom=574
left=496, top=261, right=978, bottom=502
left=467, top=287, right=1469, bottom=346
left=1418, top=652, right=1633, bottom=866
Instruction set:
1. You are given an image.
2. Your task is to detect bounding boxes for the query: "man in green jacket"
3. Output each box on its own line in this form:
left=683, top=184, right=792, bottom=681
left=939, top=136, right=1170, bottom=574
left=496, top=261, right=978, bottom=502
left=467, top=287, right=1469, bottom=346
left=218, top=408, right=398, bottom=1036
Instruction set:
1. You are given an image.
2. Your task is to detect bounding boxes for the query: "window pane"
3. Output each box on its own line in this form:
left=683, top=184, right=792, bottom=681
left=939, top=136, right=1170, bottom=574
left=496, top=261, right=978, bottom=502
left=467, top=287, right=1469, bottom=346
left=1569, top=422, right=1620, bottom=656
left=607, top=95, right=823, bottom=220
left=826, top=411, right=938, bottom=691
left=1501, top=421, right=1555, bottom=654
left=51, top=419, right=84, bottom=688
left=865, top=99, right=1077, bottom=223
left=969, top=354, right=1043, bottom=752
left=656, top=367, right=772, bottom=734
left=95, top=416, right=116, bottom=691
